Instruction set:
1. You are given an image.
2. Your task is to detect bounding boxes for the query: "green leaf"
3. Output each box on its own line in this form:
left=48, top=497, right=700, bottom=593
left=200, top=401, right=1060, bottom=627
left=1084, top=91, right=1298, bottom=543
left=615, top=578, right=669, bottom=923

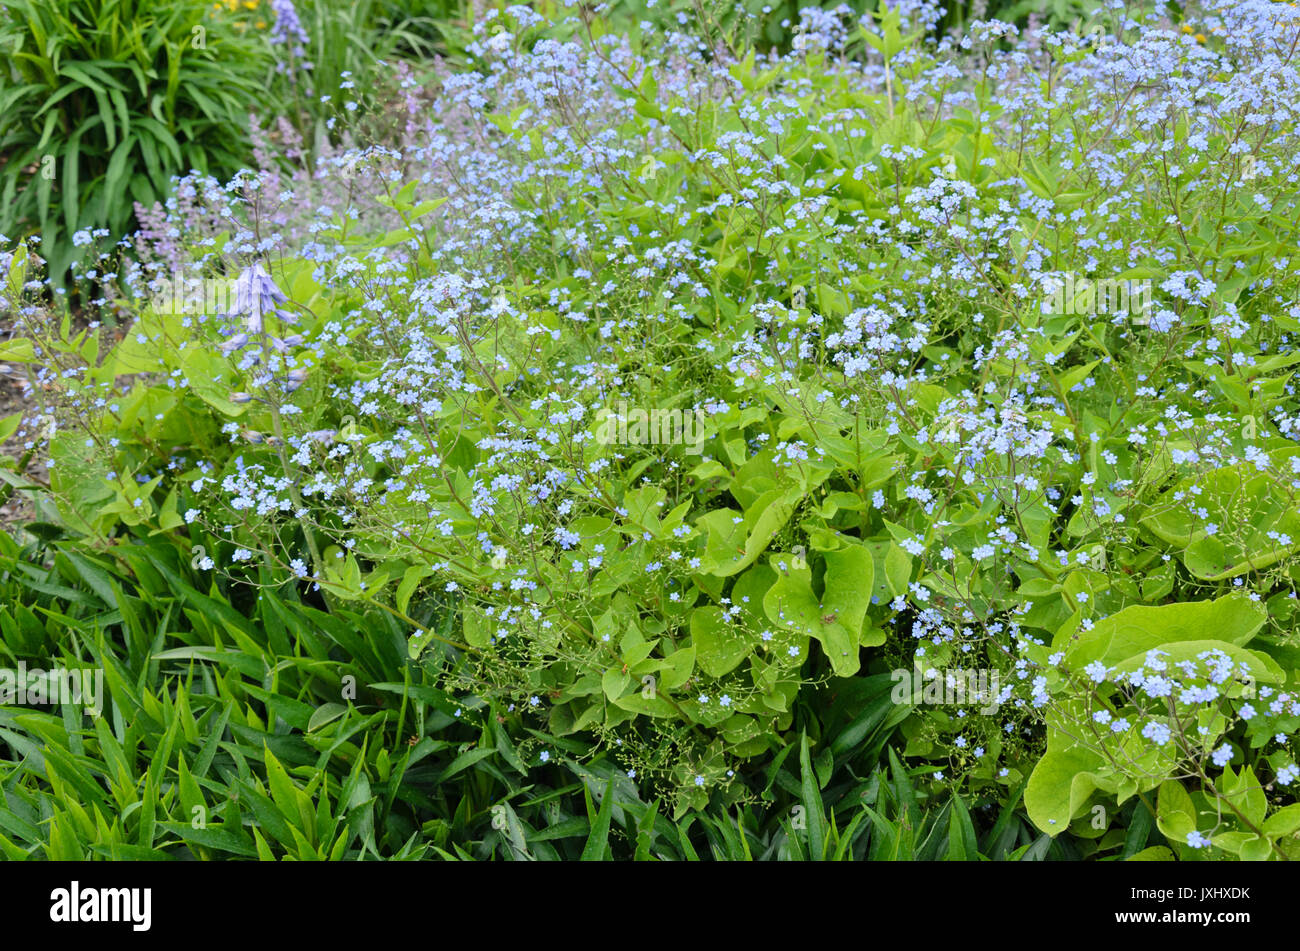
left=307, top=703, right=347, bottom=733
left=799, top=732, right=827, bottom=860
left=0, top=339, right=36, bottom=363
left=1263, top=803, right=1300, bottom=838
left=1059, top=594, right=1267, bottom=667
left=1220, top=765, right=1268, bottom=831
left=1126, top=846, right=1175, bottom=861
left=396, top=564, right=430, bottom=616
left=162, top=822, right=259, bottom=858
left=263, top=746, right=304, bottom=830
left=690, top=606, right=749, bottom=677
left=1155, top=779, right=1196, bottom=844
left=1024, top=745, right=1107, bottom=836
left=763, top=542, right=876, bottom=677
left=947, top=794, right=978, bottom=860
left=581, top=779, right=615, bottom=861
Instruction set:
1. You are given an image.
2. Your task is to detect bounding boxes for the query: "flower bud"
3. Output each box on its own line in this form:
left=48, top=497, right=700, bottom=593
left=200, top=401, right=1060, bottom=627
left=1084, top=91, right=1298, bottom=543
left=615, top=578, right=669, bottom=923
left=220, top=332, right=249, bottom=355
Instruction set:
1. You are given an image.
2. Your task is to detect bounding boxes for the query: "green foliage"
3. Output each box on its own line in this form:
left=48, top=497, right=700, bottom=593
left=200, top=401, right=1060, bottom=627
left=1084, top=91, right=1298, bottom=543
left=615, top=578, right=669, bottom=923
left=7, top=0, right=1300, bottom=860
left=273, top=0, right=446, bottom=152
left=0, top=0, right=273, bottom=283
left=371, top=0, right=471, bottom=57
left=0, top=525, right=988, bottom=859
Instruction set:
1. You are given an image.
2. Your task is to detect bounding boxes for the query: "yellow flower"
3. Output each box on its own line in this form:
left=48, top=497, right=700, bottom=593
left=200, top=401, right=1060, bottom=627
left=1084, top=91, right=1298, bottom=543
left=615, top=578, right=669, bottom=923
left=1181, top=24, right=1193, bottom=32
left=255, top=19, right=266, bottom=28
left=1195, top=32, right=1206, bottom=42
left=243, top=0, right=258, bottom=8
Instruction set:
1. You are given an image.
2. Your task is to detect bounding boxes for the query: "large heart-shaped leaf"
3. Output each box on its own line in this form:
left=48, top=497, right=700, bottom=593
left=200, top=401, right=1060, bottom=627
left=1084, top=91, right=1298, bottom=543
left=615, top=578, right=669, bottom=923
left=762, top=543, right=877, bottom=676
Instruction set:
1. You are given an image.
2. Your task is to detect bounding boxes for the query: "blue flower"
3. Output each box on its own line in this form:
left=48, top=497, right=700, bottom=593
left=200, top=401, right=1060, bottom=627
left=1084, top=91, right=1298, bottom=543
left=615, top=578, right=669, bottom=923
left=225, top=261, right=291, bottom=334
left=1141, top=722, right=1172, bottom=746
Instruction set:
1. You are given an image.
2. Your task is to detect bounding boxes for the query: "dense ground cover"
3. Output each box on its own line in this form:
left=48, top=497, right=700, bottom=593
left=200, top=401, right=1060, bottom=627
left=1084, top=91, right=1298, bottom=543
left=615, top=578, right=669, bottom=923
left=3, top=0, right=1300, bottom=860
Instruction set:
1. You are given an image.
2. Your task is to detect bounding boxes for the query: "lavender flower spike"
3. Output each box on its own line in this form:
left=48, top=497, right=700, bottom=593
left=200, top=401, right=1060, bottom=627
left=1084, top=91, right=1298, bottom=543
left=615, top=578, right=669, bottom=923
left=269, top=0, right=309, bottom=59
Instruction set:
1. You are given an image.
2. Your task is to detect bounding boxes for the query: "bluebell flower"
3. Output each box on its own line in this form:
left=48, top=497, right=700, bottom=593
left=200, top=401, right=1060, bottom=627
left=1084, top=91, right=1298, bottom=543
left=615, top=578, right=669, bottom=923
left=225, top=261, right=291, bottom=334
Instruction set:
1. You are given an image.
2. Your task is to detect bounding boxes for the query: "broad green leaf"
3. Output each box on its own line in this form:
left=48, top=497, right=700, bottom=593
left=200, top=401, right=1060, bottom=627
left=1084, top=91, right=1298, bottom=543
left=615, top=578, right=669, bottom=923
left=763, top=543, right=876, bottom=677
left=1025, top=745, right=1107, bottom=835
left=1058, top=594, right=1267, bottom=667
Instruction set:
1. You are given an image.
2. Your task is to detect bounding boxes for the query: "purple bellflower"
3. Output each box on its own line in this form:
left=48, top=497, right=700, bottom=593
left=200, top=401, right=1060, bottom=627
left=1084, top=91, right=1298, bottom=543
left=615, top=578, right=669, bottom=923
left=219, top=262, right=293, bottom=354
